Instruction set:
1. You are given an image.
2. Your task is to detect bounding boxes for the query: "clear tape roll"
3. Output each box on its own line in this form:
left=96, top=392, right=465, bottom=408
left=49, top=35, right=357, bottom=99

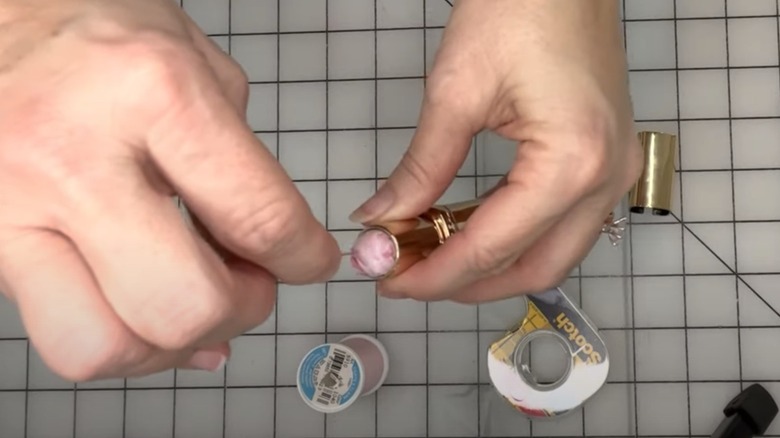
left=487, top=287, right=610, bottom=419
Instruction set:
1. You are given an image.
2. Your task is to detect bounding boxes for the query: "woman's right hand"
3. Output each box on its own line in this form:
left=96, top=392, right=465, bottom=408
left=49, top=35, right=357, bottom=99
left=0, top=0, right=340, bottom=381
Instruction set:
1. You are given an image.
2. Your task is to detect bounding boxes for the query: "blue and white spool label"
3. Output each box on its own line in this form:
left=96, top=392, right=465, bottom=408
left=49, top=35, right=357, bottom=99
left=298, top=344, right=361, bottom=411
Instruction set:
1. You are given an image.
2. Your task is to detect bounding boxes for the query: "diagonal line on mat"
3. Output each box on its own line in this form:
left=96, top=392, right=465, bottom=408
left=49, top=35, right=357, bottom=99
left=671, top=212, right=780, bottom=319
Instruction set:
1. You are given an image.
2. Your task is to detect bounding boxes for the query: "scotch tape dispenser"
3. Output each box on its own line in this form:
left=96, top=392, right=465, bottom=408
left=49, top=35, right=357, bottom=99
left=487, top=286, right=609, bottom=419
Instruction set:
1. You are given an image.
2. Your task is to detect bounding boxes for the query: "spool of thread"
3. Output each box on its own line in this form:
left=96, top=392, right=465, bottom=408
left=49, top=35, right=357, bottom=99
left=296, top=334, right=389, bottom=414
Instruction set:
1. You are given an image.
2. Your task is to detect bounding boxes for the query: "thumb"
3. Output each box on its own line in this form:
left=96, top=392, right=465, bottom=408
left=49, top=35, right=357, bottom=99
left=349, top=92, right=479, bottom=224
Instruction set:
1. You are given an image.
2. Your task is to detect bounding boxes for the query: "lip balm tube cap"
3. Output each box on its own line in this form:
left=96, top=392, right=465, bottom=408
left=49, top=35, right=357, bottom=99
left=629, top=131, right=677, bottom=216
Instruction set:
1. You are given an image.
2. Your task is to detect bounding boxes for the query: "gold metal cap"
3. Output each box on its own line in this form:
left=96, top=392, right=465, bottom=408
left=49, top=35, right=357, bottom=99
left=629, top=131, right=677, bottom=216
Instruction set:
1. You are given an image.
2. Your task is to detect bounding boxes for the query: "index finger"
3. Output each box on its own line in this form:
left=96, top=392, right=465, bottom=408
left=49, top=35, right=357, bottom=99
left=144, top=62, right=340, bottom=284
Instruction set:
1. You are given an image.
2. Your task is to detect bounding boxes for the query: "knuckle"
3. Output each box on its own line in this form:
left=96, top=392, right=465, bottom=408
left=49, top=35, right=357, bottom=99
left=45, top=329, right=125, bottom=382
left=145, top=291, right=230, bottom=350
left=131, top=54, right=186, bottom=105
left=23, top=139, right=108, bottom=224
left=398, top=149, right=437, bottom=189
left=232, top=78, right=250, bottom=108
left=467, top=243, right=516, bottom=277
left=116, top=36, right=196, bottom=109
left=622, top=135, right=645, bottom=188
left=246, top=300, right=275, bottom=329
left=50, top=358, right=100, bottom=383
left=424, top=75, right=458, bottom=107
left=522, top=257, right=576, bottom=294
left=213, top=51, right=250, bottom=109
left=51, top=359, right=99, bottom=383
left=425, top=65, right=482, bottom=115
left=227, top=61, right=250, bottom=98
left=558, top=128, right=612, bottom=195
left=526, top=270, right=565, bottom=294
left=229, top=199, right=301, bottom=256
left=578, top=147, right=610, bottom=188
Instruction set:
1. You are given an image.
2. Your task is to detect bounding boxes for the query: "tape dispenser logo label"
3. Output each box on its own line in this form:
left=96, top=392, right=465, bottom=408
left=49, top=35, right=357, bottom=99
left=554, top=311, right=603, bottom=365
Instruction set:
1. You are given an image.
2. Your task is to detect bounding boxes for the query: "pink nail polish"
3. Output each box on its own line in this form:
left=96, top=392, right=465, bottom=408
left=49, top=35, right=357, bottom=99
left=188, top=350, right=227, bottom=372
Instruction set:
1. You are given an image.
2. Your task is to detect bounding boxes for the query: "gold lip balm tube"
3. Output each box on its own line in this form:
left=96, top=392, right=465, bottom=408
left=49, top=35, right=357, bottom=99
left=349, top=199, right=481, bottom=280
left=348, top=198, right=623, bottom=280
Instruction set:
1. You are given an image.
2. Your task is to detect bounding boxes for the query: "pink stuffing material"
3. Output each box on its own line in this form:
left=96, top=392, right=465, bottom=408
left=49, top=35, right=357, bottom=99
left=350, top=229, right=396, bottom=278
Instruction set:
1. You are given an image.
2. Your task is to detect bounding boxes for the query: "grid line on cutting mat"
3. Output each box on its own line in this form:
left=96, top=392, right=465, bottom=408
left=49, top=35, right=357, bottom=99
left=623, top=5, right=639, bottom=437
left=272, top=1, right=280, bottom=437
left=670, top=1, right=691, bottom=435
left=1, top=0, right=780, bottom=437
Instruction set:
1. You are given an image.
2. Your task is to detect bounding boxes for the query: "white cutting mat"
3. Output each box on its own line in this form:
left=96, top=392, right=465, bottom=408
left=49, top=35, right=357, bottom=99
left=1, top=0, right=780, bottom=437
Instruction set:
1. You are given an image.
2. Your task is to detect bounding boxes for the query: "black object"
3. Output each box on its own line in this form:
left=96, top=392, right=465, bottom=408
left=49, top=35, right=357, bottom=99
left=711, top=384, right=778, bottom=438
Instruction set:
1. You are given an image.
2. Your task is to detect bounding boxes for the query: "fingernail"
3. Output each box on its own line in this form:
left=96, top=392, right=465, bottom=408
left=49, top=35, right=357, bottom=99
left=188, top=350, right=227, bottom=372
left=377, top=283, right=406, bottom=300
left=349, top=186, right=395, bottom=223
